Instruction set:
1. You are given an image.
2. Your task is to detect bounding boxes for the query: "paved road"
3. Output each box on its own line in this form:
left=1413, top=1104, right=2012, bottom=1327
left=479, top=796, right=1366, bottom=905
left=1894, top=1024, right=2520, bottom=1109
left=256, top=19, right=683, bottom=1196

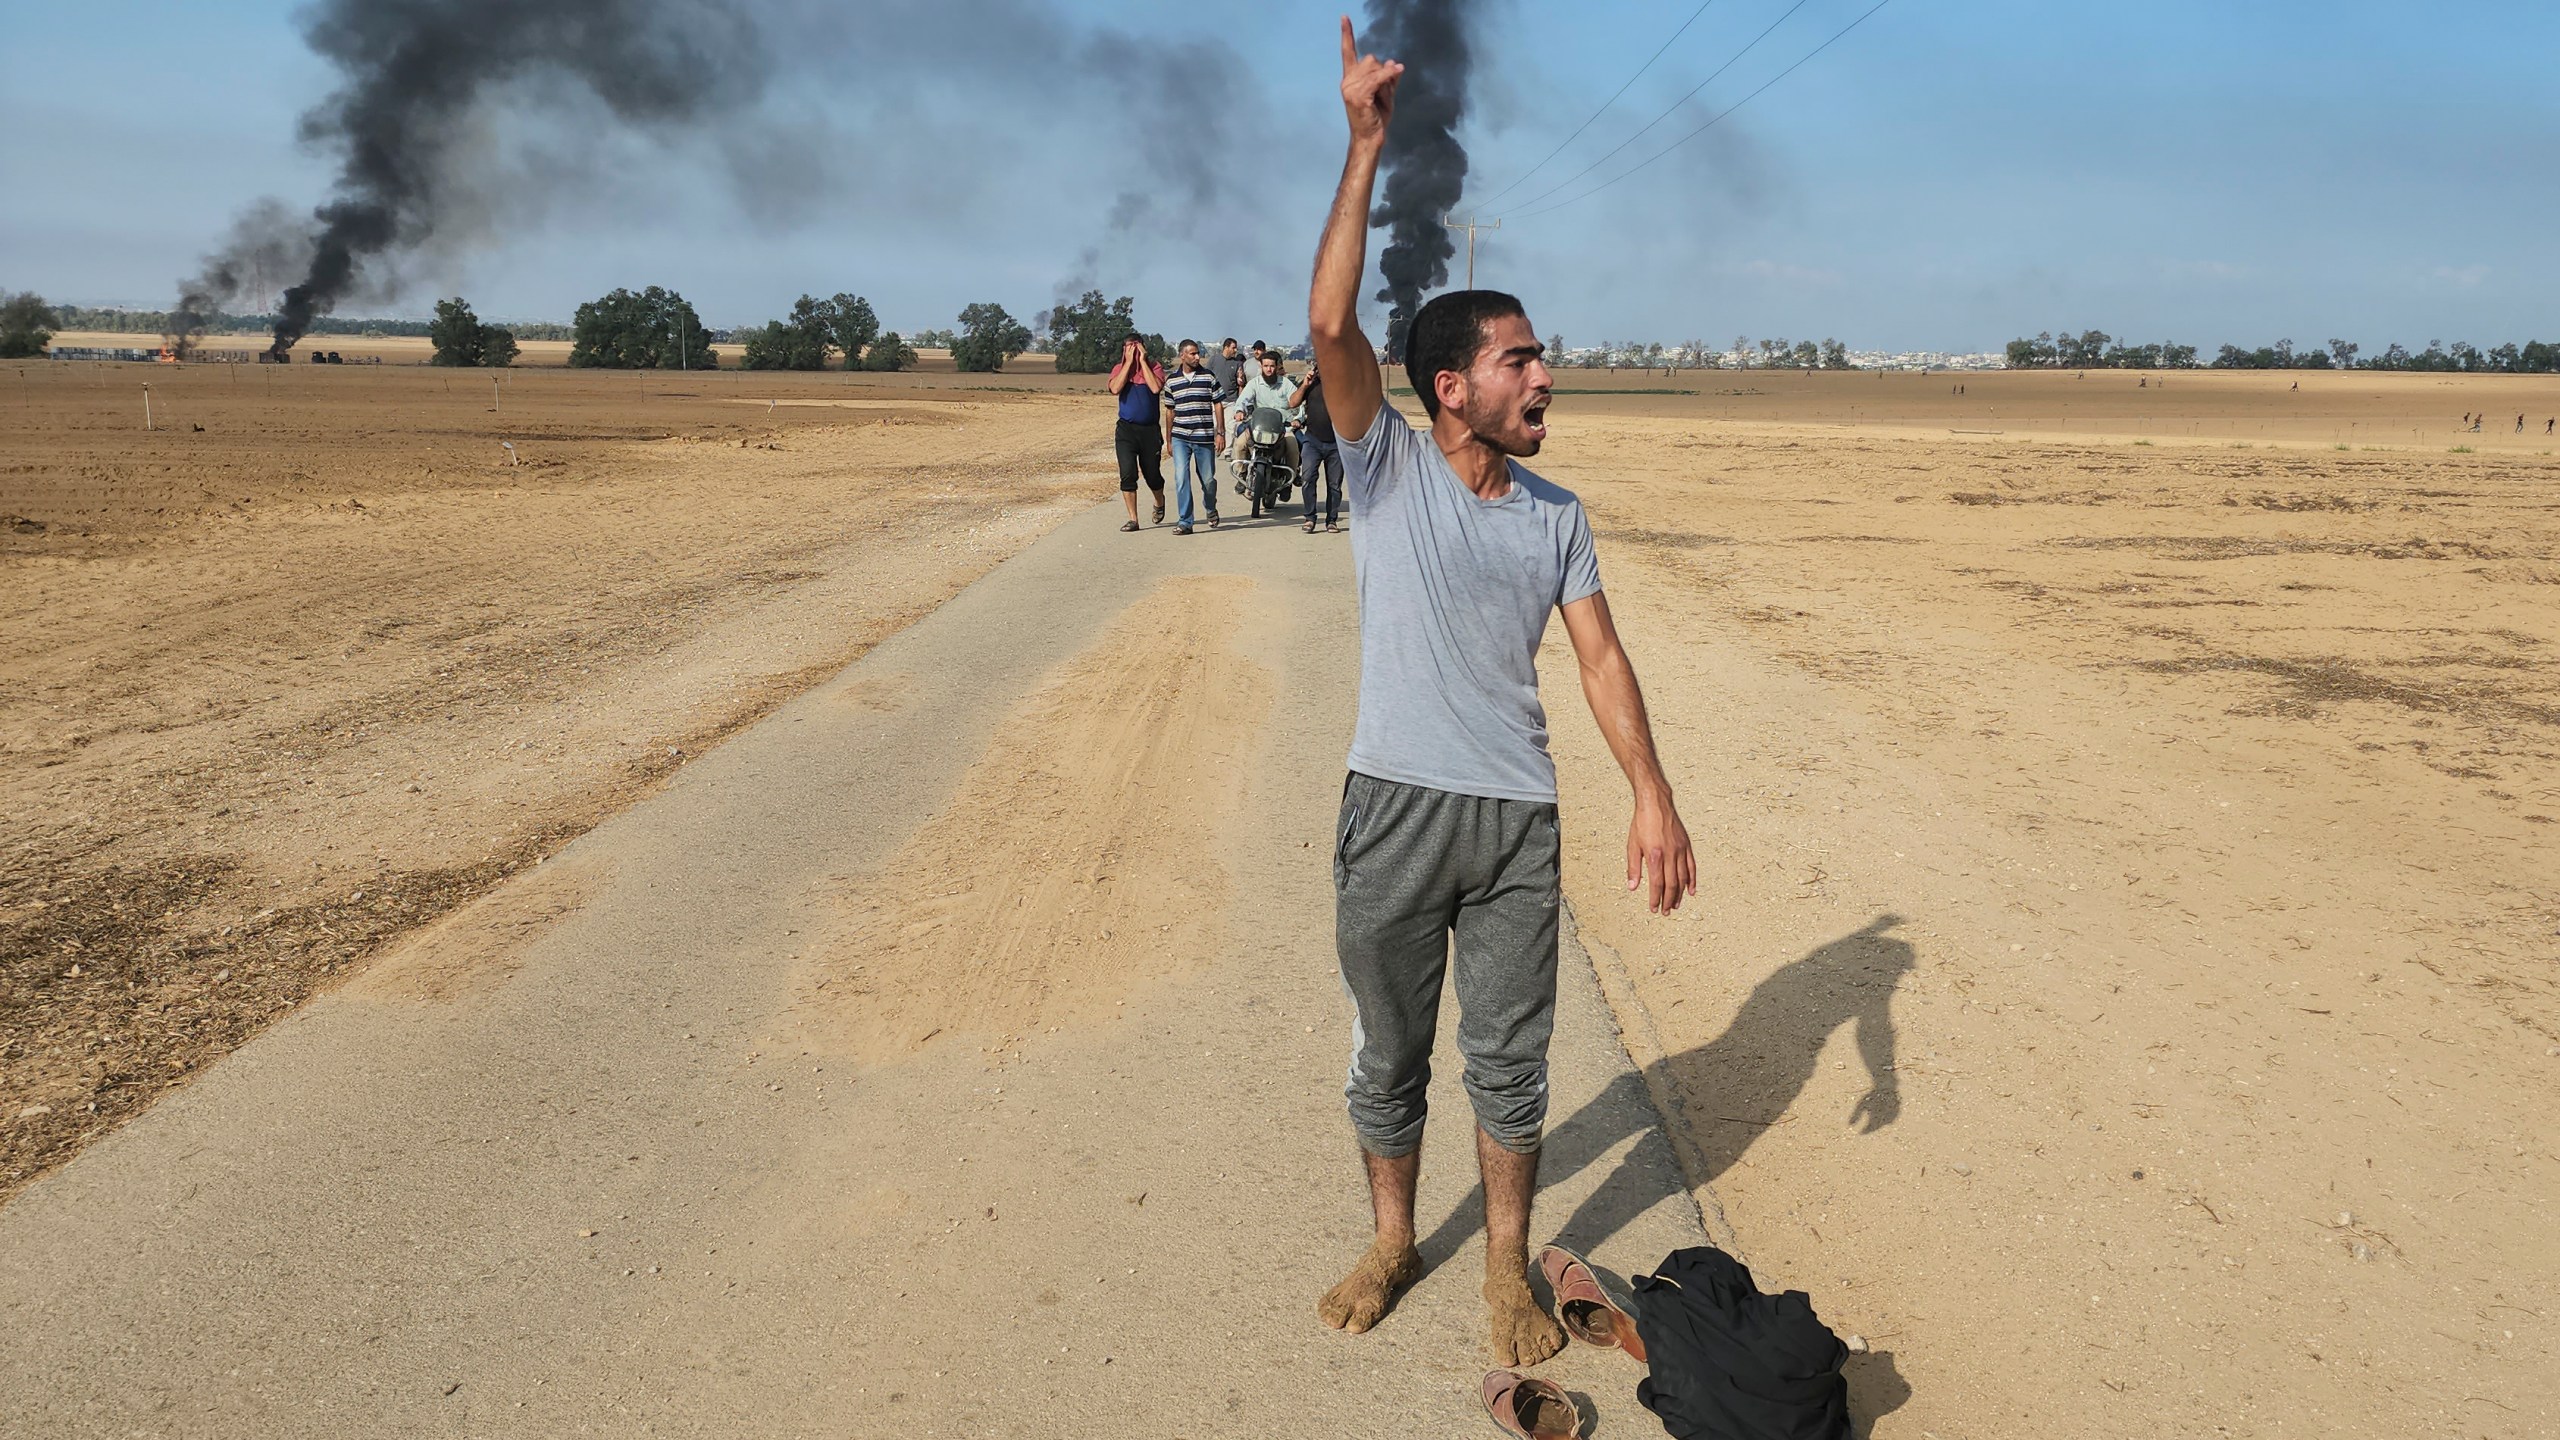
left=0, top=498, right=1705, bottom=1436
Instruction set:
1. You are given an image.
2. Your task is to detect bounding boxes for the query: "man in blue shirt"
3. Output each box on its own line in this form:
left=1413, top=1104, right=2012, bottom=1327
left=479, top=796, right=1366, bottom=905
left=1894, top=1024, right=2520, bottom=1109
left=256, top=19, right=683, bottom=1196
left=1107, top=334, right=1167, bottom=530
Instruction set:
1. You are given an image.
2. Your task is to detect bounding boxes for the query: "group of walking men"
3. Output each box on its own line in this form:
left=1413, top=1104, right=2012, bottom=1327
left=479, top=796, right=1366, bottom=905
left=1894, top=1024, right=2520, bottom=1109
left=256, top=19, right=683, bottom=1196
left=1107, top=335, right=1347, bottom=536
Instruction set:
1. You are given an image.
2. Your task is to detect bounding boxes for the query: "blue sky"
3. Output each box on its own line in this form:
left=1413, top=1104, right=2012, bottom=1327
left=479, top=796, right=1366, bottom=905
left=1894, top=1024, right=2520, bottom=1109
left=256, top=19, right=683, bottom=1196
left=3, top=0, right=2553, bottom=351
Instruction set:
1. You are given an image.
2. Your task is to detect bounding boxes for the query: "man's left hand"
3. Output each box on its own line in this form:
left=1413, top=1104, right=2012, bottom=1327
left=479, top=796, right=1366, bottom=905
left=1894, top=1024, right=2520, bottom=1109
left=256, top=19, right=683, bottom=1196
left=1626, top=797, right=1697, bottom=915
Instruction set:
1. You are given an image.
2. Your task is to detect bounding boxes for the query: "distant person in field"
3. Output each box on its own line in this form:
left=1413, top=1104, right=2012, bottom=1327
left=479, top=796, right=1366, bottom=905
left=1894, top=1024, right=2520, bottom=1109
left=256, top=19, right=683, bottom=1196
left=1292, top=355, right=1343, bottom=532
left=1310, top=17, right=1696, bottom=1370
left=2546, top=417, right=2554, bottom=435
left=2517, top=413, right=2527, bottom=433
left=1164, top=339, right=1225, bottom=534
left=1106, top=334, right=1167, bottom=531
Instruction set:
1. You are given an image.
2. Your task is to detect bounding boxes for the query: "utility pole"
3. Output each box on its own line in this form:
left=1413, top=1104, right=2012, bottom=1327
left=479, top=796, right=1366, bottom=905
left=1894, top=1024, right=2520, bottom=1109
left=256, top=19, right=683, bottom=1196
left=1442, top=214, right=1500, bottom=290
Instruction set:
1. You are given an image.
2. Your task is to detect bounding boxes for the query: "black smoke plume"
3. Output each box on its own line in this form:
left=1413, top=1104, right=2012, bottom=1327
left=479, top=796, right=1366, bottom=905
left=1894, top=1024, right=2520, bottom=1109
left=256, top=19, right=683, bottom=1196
left=173, top=0, right=768, bottom=357
left=1361, top=0, right=1473, bottom=362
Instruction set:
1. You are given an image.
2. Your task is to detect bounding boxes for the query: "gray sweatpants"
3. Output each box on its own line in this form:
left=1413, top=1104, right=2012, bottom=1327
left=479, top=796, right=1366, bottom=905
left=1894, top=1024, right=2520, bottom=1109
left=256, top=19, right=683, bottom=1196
left=1333, top=771, right=1562, bottom=1158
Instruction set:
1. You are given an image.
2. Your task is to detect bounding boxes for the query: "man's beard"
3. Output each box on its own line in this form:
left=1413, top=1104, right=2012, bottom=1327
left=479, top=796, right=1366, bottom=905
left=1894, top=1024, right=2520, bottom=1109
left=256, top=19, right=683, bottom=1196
left=1462, top=399, right=1545, bottom=458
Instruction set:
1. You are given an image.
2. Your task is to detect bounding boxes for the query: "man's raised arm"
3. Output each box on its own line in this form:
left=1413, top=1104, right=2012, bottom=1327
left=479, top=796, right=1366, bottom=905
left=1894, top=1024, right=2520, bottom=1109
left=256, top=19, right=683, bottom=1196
left=1309, top=16, right=1401, bottom=444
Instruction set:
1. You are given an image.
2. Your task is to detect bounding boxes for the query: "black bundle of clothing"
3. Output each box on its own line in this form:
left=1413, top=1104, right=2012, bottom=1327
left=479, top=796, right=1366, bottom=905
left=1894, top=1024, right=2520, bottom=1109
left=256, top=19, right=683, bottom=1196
left=1632, top=1246, right=1851, bottom=1440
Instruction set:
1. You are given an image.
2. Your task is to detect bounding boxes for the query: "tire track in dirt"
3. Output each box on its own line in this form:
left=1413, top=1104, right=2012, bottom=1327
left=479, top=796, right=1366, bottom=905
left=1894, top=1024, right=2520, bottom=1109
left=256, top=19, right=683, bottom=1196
left=1, top=377, right=1113, bottom=1202
left=784, top=574, right=1273, bottom=1064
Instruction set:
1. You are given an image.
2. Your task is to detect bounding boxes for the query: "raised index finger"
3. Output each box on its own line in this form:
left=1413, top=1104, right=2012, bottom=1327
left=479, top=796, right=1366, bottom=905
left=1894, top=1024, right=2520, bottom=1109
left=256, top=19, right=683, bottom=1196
left=1340, top=15, right=1358, bottom=71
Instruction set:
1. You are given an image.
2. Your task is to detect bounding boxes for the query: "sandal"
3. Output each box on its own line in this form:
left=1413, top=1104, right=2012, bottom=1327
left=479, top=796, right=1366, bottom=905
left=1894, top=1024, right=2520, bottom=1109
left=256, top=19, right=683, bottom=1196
left=1481, top=1370, right=1582, bottom=1439
left=1119, top=520, right=1140, bottom=532
left=1537, top=1246, right=1646, bottom=1362
left=1303, top=518, right=1318, bottom=533
left=1324, top=522, right=1343, bottom=533
left=1152, top=499, right=1165, bottom=525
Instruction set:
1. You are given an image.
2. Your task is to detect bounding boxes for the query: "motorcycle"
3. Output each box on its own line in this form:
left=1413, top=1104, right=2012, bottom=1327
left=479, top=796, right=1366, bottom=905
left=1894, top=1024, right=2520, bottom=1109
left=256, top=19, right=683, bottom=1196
left=1236, top=407, right=1296, bottom=519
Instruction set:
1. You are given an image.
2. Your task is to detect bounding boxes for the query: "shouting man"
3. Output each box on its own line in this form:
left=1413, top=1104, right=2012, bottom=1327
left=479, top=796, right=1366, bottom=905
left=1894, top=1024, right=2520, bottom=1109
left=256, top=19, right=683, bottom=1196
left=1310, top=19, right=1697, bottom=1366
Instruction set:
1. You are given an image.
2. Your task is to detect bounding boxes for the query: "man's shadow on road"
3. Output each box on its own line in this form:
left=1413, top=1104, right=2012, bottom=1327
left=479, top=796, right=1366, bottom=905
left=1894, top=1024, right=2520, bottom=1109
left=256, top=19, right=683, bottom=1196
left=1416, top=913, right=1917, bottom=1435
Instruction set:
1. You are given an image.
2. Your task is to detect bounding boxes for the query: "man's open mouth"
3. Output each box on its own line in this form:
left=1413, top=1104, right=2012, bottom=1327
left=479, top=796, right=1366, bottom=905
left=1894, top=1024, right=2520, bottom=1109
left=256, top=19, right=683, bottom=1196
left=1524, top=402, right=1549, bottom=438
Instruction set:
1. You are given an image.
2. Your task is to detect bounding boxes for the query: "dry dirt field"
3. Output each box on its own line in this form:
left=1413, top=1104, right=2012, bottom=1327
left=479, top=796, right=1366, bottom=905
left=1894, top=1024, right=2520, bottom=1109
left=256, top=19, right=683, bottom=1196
left=1534, top=368, right=2560, bottom=1437
left=44, top=329, right=973, bottom=370
left=0, top=355, right=1116, bottom=1197
left=6, top=355, right=2556, bottom=1437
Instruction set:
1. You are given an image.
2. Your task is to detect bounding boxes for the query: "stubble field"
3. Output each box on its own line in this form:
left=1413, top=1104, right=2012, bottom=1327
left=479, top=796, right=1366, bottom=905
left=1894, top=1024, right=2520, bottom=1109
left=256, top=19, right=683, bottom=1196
left=0, top=350, right=1111, bottom=1197
left=1536, top=366, right=2560, bottom=1437
left=4, top=352, right=2556, bottom=1437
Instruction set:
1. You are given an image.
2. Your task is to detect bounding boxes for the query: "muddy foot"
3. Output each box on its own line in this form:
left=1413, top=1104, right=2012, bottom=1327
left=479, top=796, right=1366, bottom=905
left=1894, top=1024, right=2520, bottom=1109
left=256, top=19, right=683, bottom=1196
left=1486, top=1266, right=1566, bottom=1367
left=1318, top=1239, right=1424, bottom=1334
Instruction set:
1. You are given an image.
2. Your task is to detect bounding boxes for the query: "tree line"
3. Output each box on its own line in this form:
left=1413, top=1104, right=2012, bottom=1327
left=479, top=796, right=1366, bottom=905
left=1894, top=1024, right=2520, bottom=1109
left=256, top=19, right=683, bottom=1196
left=2007, top=330, right=2560, bottom=373
left=429, top=298, right=519, bottom=367
left=49, top=303, right=575, bottom=342
left=726, top=283, right=1171, bottom=375
left=2, top=291, right=60, bottom=358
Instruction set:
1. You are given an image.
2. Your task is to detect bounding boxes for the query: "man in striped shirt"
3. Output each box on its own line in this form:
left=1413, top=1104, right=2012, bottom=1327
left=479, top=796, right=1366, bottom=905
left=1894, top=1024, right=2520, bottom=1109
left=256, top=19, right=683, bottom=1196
left=1163, top=338, right=1226, bottom=534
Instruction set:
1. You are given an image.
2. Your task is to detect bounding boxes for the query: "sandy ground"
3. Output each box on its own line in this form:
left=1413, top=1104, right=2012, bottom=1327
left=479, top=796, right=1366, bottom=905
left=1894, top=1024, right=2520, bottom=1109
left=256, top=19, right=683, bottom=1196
left=1532, top=370, right=2560, bottom=1436
left=0, top=496, right=1708, bottom=1437
left=0, top=359, right=1113, bottom=1197
left=6, top=358, right=2557, bottom=1435
left=786, top=573, right=1276, bottom=1063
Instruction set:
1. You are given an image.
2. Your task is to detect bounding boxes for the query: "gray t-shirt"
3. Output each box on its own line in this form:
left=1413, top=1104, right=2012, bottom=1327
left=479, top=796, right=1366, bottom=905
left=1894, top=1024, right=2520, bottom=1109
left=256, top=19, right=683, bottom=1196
left=1206, top=352, right=1245, bottom=403
left=1340, top=405, right=1602, bottom=804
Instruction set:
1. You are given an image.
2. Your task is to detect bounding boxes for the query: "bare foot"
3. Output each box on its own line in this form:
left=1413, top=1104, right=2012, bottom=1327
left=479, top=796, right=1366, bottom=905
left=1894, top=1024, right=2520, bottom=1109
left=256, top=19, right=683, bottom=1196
left=1485, top=1264, right=1566, bottom=1367
left=1318, top=1239, right=1423, bottom=1334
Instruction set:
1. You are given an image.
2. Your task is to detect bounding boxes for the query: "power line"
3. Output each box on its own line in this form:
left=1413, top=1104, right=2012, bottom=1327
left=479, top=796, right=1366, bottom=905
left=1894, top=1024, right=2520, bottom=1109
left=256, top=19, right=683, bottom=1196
left=1494, top=0, right=1819, bottom=217
left=1502, top=0, right=1898, bottom=222
left=1462, top=0, right=1725, bottom=212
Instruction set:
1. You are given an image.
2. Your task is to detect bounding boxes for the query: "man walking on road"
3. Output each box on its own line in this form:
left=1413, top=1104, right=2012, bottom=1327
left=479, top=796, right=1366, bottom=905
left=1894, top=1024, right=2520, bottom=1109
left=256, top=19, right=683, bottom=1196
left=1165, top=339, right=1225, bottom=533
left=1293, top=357, right=1344, bottom=532
left=1107, top=334, right=1167, bottom=530
left=1208, top=338, right=1248, bottom=486
left=1309, top=18, right=1697, bottom=1368
left=1210, top=337, right=1247, bottom=405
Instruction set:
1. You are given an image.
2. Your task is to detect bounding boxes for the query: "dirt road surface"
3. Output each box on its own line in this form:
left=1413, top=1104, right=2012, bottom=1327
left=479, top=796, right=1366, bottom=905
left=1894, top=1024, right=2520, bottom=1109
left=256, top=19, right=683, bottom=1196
left=0, top=496, right=1706, bottom=1436
left=7, top=363, right=2556, bottom=1435
left=1, top=362, right=1103, bottom=1197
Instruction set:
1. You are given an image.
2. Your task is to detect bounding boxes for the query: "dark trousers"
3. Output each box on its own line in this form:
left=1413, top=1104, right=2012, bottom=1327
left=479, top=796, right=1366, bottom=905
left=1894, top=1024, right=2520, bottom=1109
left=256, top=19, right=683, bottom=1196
left=1301, top=434, right=1343, bottom=524
left=1334, top=772, right=1561, bottom=1157
left=1114, top=420, right=1165, bottom=494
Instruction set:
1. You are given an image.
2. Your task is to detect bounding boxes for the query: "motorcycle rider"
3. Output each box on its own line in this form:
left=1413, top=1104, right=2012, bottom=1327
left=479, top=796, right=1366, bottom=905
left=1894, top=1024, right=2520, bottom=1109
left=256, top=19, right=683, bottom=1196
left=1228, top=349, right=1303, bottom=496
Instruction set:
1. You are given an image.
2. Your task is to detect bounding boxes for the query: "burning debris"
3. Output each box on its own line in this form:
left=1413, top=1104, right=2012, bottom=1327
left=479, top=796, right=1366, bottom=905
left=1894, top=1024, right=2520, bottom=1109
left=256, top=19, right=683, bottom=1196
left=171, top=0, right=769, bottom=360
left=1361, top=0, right=1475, bottom=362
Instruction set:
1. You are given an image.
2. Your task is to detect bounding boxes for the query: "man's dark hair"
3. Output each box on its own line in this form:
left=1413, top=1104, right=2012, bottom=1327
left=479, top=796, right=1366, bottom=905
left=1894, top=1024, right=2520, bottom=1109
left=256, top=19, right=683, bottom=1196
left=1178, top=337, right=1198, bottom=351
left=1250, top=340, right=1266, bottom=352
left=1222, top=337, right=1237, bottom=347
left=1406, top=289, right=1529, bottom=420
